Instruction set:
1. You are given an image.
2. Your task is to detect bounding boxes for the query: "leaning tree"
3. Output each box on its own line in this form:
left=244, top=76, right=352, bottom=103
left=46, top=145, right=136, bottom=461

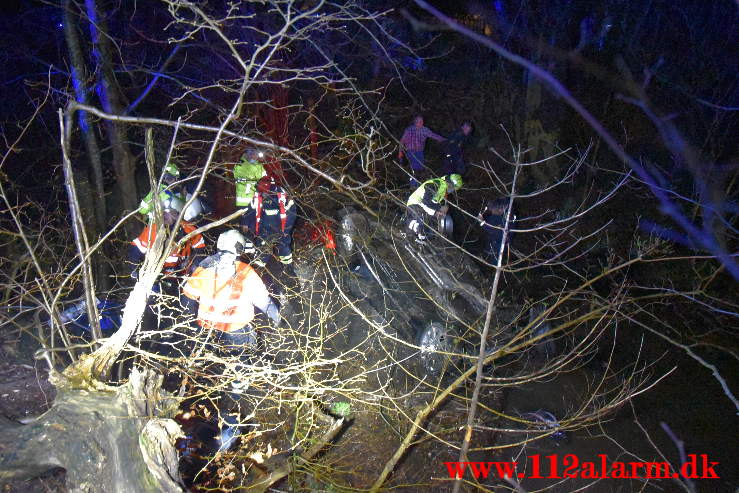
left=0, top=0, right=735, bottom=492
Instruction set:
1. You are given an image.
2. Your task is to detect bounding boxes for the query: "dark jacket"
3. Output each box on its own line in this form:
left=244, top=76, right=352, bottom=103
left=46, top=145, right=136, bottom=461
left=480, top=211, right=514, bottom=261
left=446, top=129, right=470, bottom=158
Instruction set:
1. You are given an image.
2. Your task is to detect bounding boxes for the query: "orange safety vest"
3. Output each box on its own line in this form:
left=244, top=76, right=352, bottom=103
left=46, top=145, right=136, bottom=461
left=132, top=222, right=205, bottom=273
left=182, top=261, right=269, bottom=332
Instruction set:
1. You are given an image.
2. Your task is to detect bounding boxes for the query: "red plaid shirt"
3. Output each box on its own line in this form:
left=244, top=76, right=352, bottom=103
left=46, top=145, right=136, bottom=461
left=400, top=125, right=445, bottom=152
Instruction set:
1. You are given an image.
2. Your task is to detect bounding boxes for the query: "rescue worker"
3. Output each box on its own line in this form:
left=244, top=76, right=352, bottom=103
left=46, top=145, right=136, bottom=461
left=406, top=174, right=463, bottom=242
left=139, top=161, right=206, bottom=223
left=138, top=162, right=185, bottom=217
left=182, top=230, right=280, bottom=453
left=478, top=198, right=513, bottom=264
left=243, top=175, right=297, bottom=266
left=182, top=229, right=280, bottom=350
left=129, top=194, right=206, bottom=348
left=129, top=193, right=206, bottom=284
left=234, top=148, right=267, bottom=217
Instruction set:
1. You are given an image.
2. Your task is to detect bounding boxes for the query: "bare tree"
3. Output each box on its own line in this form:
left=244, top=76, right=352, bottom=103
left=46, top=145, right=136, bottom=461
left=0, top=1, right=735, bottom=492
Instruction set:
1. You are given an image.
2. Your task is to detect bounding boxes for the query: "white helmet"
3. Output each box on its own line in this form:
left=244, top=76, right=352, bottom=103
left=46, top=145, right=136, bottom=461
left=183, top=192, right=204, bottom=221
left=161, top=193, right=185, bottom=213
left=217, top=230, right=246, bottom=255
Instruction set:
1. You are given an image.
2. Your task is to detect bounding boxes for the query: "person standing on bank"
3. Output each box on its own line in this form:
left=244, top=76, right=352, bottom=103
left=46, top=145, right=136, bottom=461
left=478, top=198, right=514, bottom=265
left=398, top=115, right=446, bottom=185
left=442, top=121, right=473, bottom=176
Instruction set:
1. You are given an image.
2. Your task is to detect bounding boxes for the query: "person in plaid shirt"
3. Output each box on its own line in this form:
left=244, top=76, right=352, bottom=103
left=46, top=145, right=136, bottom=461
left=398, top=115, right=446, bottom=184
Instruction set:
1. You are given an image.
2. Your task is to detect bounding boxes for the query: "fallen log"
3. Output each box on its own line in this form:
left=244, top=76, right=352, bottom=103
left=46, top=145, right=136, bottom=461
left=0, top=367, right=185, bottom=493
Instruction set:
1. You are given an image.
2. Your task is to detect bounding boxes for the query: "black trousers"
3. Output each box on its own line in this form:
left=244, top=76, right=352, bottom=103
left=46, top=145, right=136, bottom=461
left=406, top=204, right=434, bottom=239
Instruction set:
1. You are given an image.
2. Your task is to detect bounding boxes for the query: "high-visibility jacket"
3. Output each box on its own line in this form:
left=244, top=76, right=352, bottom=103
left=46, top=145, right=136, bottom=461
left=234, top=159, right=267, bottom=207
left=407, top=177, right=448, bottom=216
left=183, top=258, right=270, bottom=332
left=131, top=222, right=205, bottom=273
left=138, top=185, right=185, bottom=216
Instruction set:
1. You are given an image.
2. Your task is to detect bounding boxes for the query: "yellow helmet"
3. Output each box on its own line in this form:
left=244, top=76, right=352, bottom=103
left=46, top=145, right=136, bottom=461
left=448, top=174, right=463, bottom=189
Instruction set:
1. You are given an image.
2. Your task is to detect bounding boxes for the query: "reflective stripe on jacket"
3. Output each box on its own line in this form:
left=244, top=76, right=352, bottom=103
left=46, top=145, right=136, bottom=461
left=407, top=177, right=448, bottom=216
left=131, top=222, right=205, bottom=272
left=182, top=260, right=269, bottom=332
left=234, top=160, right=266, bottom=207
left=251, top=189, right=294, bottom=234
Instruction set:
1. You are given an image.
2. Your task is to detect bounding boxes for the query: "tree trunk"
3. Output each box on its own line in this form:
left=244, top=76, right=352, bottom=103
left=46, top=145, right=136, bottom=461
left=84, top=0, right=138, bottom=235
left=62, top=0, right=111, bottom=290
left=0, top=368, right=185, bottom=493
left=75, top=174, right=111, bottom=291
left=62, top=1, right=107, bottom=233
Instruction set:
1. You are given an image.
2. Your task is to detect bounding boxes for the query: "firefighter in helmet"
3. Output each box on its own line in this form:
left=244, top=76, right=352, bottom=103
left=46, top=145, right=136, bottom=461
left=182, top=229, right=280, bottom=350
left=128, top=193, right=206, bottom=283
left=139, top=161, right=205, bottom=222
left=406, top=174, right=463, bottom=242
left=183, top=230, right=281, bottom=453
left=234, top=149, right=267, bottom=212
left=138, top=162, right=185, bottom=216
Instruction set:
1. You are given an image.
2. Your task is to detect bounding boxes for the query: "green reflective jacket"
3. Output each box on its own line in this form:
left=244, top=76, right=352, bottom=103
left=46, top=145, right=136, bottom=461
left=138, top=185, right=185, bottom=216
left=407, top=177, right=448, bottom=215
left=234, top=159, right=266, bottom=206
